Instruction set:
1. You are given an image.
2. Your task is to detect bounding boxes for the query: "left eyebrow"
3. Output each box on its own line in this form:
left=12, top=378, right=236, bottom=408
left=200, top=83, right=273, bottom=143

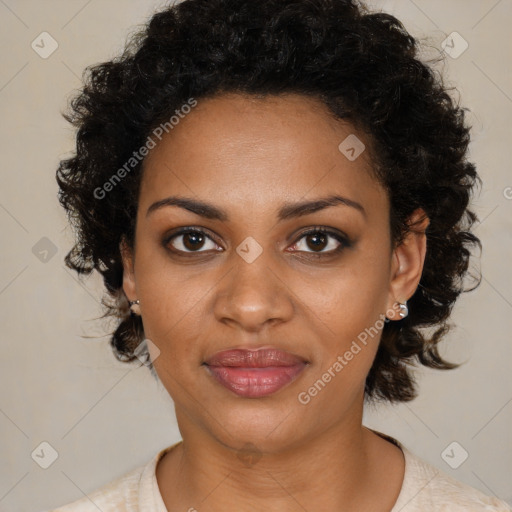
left=277, top=194, right=366, bottom=220
left=145, top=194, right=366, bottom=221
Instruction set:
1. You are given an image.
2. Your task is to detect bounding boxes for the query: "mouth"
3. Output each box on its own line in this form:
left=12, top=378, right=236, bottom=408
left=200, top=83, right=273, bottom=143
left=203, top=348, right=308, bottom=398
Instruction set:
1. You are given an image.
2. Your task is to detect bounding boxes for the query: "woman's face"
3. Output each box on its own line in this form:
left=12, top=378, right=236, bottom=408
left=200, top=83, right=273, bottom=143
left=122, top=93, right=426, bottom=453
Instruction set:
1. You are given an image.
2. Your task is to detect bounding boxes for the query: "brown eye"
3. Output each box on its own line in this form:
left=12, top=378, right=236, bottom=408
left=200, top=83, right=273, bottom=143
left=183, top=232, right=206, bottom=251
left=166, top=229, right=219, bottom=253
left=304, top=232, right=328, bottom=252
left=291, top=228, right=350, bottom=255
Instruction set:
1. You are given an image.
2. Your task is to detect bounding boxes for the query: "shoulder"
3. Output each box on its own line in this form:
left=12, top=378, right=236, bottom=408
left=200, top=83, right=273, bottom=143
left=47, top=444, right=176, bottom=512
left=394, top=444, right=511, bottom=511
left=48, top=463, right=145, bottom=512
left=367, top=429, right=511, bottom=511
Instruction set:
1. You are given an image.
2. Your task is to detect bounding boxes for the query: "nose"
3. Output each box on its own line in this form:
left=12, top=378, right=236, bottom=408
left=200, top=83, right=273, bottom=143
left=213, top=249, right=294, bottom=333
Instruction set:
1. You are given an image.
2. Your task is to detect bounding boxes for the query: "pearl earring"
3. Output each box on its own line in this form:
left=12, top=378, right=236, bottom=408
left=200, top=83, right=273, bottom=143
left=398, top=301, right=408, bottom=319
left=129, top=299, right=140, bottom=315
left=385, top=300, right=409, bottom=321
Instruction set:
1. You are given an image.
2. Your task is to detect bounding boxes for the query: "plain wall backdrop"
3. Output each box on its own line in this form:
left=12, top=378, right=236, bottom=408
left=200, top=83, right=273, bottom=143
left=0, top=0, right=511, bottom=510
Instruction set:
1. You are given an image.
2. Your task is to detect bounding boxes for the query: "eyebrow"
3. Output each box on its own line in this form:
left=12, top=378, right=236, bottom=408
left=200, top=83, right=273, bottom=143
left=146, top=194, right=366, bottom=221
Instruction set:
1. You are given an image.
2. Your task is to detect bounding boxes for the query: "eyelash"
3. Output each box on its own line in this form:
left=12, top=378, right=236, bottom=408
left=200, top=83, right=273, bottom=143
left=162, top=226, right=351, bottom=258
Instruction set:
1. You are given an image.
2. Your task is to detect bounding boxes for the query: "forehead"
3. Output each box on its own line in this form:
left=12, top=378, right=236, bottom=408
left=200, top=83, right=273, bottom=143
left=139, top=93, right=386, bottom=219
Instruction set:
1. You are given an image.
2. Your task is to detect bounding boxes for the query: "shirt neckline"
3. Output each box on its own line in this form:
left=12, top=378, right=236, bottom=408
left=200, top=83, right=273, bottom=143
left=366, top=428, right=411, bottom=511
left=143, top=429, right=412, bottom=512
left=138, top=441, right=181, bottom=511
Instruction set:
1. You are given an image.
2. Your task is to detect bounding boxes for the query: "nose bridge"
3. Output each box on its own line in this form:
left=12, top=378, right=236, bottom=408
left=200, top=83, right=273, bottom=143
left=213, top=239, right=293, bottom=330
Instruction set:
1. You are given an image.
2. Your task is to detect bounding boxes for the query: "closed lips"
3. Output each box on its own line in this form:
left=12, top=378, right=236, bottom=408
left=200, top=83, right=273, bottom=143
left=203, top=348, right=309, bottom=398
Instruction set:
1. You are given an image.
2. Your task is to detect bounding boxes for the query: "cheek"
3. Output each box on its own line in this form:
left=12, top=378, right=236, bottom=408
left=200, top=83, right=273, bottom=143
left=297, top=286, right=386, bottom=414
left=313, top=253, right=390, bottom=337
left=138, top=271, right=206, bottom=400
left=304, top=253, right=390, bottom=382
left=134, top=256, right=207, bottom=361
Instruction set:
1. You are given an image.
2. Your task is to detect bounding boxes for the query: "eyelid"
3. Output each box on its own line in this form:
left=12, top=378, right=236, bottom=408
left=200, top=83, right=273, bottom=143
left=163, top=226, right=222, bottom=253
left=289, top=226, right=351, bottom=253
left=162, top=225, right=351, bottom=255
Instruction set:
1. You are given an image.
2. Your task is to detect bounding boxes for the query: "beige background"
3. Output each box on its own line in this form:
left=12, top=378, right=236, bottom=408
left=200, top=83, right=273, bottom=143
left=0, top=0, right=511, bottom=510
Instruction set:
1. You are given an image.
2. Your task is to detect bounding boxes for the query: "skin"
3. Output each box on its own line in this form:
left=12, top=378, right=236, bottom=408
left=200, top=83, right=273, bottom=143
left=121, top=92, right=429, bottom=511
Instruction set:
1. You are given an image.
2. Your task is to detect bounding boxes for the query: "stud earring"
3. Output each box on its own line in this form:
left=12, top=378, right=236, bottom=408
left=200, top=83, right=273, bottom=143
left=385, top=300, right=409, bottom=321
left=398, top=301, right=408, bottom=319
left=129, top=299, right=140, bottom=315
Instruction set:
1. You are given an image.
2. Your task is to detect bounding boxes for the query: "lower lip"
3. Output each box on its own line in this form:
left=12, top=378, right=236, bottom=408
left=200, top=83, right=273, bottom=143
left=204, top=364, right=306, bottom=398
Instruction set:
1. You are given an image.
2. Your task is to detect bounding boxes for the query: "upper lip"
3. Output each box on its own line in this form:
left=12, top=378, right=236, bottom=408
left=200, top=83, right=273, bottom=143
left=204, top=347, right=307, bottom=367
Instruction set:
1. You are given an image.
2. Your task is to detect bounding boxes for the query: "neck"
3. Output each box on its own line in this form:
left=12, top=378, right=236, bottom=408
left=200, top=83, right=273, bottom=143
left=156, top=403, right=403, bottom=511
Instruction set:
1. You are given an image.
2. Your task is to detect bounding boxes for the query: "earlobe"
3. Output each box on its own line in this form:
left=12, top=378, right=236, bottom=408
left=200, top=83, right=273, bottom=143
left=386, top=208, right=430, bottom=320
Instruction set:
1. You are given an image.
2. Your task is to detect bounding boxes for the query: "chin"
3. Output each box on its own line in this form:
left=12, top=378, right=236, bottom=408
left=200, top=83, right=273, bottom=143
left=209, top=406, right=308, bottom=453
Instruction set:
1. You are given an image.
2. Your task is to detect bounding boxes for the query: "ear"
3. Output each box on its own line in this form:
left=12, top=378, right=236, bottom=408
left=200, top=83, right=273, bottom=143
left=120, top=236, right=137, bottom=301
left=386, top=208, right=430, bottom=320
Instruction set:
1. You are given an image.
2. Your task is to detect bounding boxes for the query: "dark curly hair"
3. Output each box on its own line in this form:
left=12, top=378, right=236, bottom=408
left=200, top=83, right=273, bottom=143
left=56, top=0, right=482, bottom=404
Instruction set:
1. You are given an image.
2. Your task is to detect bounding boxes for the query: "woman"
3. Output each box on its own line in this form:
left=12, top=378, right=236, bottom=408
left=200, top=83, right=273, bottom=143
left=51, top=0, right=511, bottom=510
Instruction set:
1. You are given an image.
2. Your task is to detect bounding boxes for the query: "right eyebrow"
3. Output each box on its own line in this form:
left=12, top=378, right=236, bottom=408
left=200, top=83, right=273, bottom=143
left=146, top=196, right=228, bottom=221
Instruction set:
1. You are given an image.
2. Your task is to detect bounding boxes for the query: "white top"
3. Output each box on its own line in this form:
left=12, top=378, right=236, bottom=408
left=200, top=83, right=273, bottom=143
left=48, top=432, right=511, bottom=511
